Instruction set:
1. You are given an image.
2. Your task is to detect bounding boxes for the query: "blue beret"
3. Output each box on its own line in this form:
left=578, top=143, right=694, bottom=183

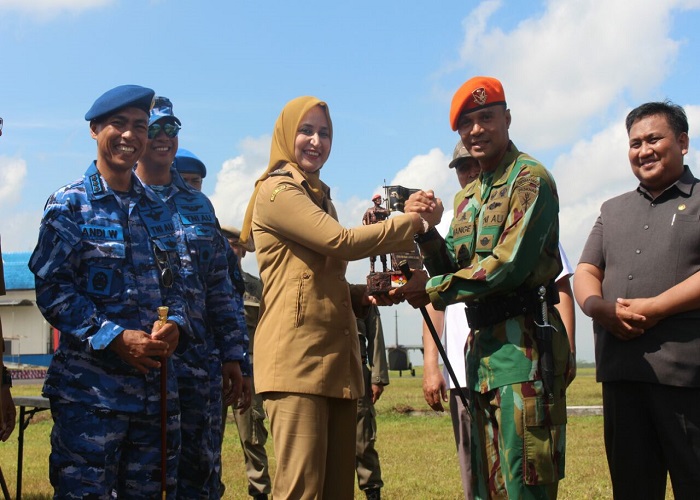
left=174, top=148, right=206, bottom=178
left=149, top=96, right=181, bottom=126
left=85, top=84, right=155, bottom=121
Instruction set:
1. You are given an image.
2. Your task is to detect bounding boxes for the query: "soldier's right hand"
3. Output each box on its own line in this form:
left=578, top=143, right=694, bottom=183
left=151, top=321, right=180, bottom=357
left=391, top=269, right=431, bottom=308
left=110, top=330, right=170, bottom=374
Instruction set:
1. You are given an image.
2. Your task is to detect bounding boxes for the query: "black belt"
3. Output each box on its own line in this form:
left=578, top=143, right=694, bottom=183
left=465, top=282, right=559, bottom=329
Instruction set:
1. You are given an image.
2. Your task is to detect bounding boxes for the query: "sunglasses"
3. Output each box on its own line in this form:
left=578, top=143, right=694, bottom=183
left=148, top=121, right=181, bottom=140
left=153, top=246, right=174, bottom=288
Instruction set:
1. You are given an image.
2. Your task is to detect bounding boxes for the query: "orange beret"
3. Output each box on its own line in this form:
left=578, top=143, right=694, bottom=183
left=449, top=76, right=506, bottom=131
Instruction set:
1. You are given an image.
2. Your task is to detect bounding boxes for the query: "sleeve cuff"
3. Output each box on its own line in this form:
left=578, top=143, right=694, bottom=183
left=90, top=322, right=126, bottom=350
left=427, top=288, right=447, bottom=311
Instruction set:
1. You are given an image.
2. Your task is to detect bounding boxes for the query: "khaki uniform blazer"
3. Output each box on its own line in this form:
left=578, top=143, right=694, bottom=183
left=252, top=165, right=415, bottom=399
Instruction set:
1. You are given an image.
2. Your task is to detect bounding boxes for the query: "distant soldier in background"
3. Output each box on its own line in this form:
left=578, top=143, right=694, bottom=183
left=363, top=195, right=391, bottom=273
left=355, top=305, right=389, bottom=500
left=220, top=226, right=271, bottom=500
left=174, top=147, right=206, bottom=192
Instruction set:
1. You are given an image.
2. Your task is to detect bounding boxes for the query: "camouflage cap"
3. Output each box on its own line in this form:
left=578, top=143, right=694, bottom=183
left=448, top=140, right=472, bottom=169
left=149, top=96, right=181, bottom=126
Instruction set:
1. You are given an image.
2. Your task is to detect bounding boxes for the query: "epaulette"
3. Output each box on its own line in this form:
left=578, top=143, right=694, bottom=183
left=268, top=169, right=292, bottom=178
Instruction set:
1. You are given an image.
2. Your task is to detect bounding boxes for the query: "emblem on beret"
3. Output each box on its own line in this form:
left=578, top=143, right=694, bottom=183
left=472, top=87, right=488, bottom=106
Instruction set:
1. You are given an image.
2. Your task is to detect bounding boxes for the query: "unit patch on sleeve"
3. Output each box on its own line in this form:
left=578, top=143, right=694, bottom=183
left=515, top=176, right=540, bottom=213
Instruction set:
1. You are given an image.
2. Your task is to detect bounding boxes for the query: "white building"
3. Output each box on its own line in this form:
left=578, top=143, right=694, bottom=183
left=1, top=252, right=54, bottom=366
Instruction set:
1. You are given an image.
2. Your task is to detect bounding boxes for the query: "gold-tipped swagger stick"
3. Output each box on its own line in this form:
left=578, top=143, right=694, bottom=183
left=158, top=306, right=169, bottom=328
left=157, top=306, right=169, bottom=499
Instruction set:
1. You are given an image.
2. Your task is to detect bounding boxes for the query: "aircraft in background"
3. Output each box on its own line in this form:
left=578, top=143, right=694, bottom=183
left=385, top=309, right=423, bottom=377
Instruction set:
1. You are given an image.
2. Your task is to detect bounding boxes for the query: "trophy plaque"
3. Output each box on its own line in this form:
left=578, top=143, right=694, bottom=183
left=364, top=184, right=423, bottom=295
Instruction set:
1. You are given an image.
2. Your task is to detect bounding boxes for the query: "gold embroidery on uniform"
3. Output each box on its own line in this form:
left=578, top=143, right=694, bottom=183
left=270, top=184, right=288, bottom=201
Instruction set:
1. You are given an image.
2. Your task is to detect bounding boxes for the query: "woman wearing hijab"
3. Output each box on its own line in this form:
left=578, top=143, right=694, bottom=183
left=240, top=96, right=440, bottom=498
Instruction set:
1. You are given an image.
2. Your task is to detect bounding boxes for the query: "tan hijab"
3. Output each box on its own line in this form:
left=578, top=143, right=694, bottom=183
left=240, top=96, right=333, bottom=245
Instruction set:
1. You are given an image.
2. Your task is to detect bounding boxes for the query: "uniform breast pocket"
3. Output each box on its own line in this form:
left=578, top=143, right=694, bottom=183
left=481, top=203, right=508, bottom=229
left=475, top=209, right=506, bottom=254
left=81, top=240, right=126, bottom=298
left=183, top=226, right=215, bottom=273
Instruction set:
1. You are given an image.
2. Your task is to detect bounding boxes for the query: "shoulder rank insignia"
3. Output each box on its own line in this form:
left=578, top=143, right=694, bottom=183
left=269, top=169, right=292, bottom=177
left=270, top=184, right=288, bottom=201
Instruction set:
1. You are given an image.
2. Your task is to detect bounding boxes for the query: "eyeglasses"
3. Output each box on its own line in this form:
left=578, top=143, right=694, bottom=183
left=148, top=121, right=181, bottom=140
left=153, top=246, right=174, bottom=288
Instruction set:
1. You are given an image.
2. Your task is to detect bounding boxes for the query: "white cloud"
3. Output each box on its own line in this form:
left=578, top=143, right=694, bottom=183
left=209, top=135, right=271, bottom=232
left=458, top=0, right=699, bottom=150
left=0, top=156, right=28, bottom=207
left=0, top=209, right=43, bottom=252
left=0, top=0, right=112, bottom=18
left=389, top=147, right=452, bottom=193
left=555, top=102, right=700, bottom=263
left=553, top=113, right=634, bottom=261
left=686, top=104, right=700, bottom=139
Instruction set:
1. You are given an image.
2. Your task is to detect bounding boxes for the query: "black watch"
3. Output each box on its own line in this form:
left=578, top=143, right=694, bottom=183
left=414, top=227, right=440, bottom=244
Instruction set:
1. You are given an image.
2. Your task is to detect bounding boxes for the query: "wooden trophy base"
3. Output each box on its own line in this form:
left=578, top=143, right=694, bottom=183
left=367, top=271, right=407, bottom=295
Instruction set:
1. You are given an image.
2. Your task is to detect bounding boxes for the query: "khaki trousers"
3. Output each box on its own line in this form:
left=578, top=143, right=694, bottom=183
left=265, top=392, right=357, bottom=500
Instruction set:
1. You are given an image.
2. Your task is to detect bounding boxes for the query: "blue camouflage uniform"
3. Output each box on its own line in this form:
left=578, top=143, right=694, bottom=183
left=146, top=167, right=250, bottom=499
left=29, top=162, right=189, bottom=499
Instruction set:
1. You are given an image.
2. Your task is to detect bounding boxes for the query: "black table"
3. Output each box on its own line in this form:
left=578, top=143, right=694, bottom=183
left=14, top=396, right=50, bottom=500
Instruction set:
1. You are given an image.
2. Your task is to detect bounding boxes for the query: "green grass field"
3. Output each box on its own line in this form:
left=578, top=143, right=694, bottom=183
left=0, top=367, right=673, bottom=499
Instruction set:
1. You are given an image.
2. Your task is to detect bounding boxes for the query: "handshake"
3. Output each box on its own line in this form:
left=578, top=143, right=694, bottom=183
left=404, top=190, right=444, bottom=232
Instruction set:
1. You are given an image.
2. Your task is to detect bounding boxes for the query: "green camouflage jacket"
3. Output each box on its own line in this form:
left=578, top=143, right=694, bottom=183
left=419, top=142, right=567, bottom=391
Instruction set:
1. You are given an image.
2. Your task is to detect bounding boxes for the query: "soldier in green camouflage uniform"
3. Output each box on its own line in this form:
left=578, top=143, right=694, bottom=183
left=355, top=304, right=389, bottom=500
left=402, top=76, right=570, bottom=499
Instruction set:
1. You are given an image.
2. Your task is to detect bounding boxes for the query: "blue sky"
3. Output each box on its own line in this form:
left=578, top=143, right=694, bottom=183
left=2, top=0, right=700, bottom=363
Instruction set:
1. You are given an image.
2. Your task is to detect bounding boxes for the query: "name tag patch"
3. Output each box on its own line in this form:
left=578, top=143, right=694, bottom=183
left=81, top=225, right=124, bottom=241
